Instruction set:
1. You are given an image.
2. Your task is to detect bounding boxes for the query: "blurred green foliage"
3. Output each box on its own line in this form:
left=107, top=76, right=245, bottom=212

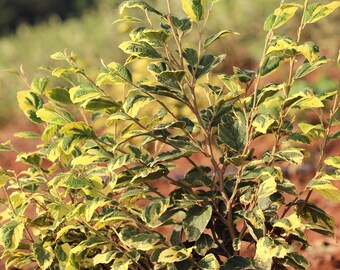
left=0, top=0, right=338, bottom=125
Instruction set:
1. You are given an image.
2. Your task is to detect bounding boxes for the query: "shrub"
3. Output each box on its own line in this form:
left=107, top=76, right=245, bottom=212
left=1, top=0, right=340, bottom=269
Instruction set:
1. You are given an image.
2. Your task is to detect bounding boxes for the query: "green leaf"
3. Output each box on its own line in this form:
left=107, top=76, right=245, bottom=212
left=9, top=191, right=26, bottom=209
left=119, top=41, right=162, bottom=59
left=0, top=141, right=13, bottom=152
left=50, top=51, right=65, bottom=60
left=113, top=16, right=143, bottom=24
left=84, top=199, right=108, bottom=222
left=170, top=16, right=192, bottom=32
left=195, top=54, right=226, bottom=79
left=256, top=83, right=283, bottom=106
left=264, top=4, right=301, bottom=31
left=277, top=179, right=298, bottom=196
left=204, top=30, right=239, bottom=49
left=239, top=207, right=265, bottom=230
left=232, top=67, right=255, bottom=83
left=195, top=234, right=215, bottom=256
left=254, top=237, right=288, bottom=270
left=0, top=220, right=25, bottom=251
left=153, top=121, right=186, bottom=130
left=140, top=84, right=186, bottom=103
left=148, top=63, right=185, bottom=88
left=221, top=256, right=255, bottom=270
left=158, top=246, right=194, bottom=263
left=308, top=179, right=340, bottom=203
left=143, top=29, right=170, bottom=43
left=271, top=148, right=306, bottom=165
left=252, top=114, right=277, bottom=134
left=107, top=61, right=133, bottom=84
left=152, top=150, right=191, bottom=165
left=123, top=95, right=153, bottom=117
left=109, top=154, right=135, bottom=171
left=324, top=156, right=340, bottom=169
left=183, top=48, right=198, bottom=66
left=330, top=130, right=340, bottom=140
left=198, top=253, right=220, bottom=270
left=180, top=166, right=212, bottom=187
left=284, top=90, right=324, bottom=110
left=52, top=67, right=83, bottom=77
left=45, top=87, right=72, bottom=105
left=69, top=83, right=101, bottom=104
left=148, top=62, right=172, bottom=76
left=106, top=112, right=131, bottom=125
left=183, top=205, right=212, bottom=241
left=17, top=90, right=43, bottom=124
left=273, top=213, right=305, bottom=234
left=111, top=259, right=131, bottom=270
left=298, top=122, right=324, bottom=138
left=60, top=176, right=87, bottom=189
left=286, top=132, right=311, bottom=144
left=94, top=211, right=133, bottom=230
left=266, top=36, right=297, bottom=57
left=93, top=251, right=118, bottom=266
left=284, top=252, right=310, bottom=270
left=258, top=177, right=277, bottom=199
left=294, top=57, right=331, bottom=79
left=141, top=198, right=171, bottom=227
left=33, top=243, right=54, bottom=270
left=71, top=154, right=106, bottom=166
left=131, top=165, right=169, bottom=184
left=31, top=77, right=49, bottom=94
left=260, top=56, right=287, bottom=77
left=14, top=131, right=40, bottom=139
left=297, top=41, right=320, bottom=63
left=119, top=0, right=163, bottom=16
left=170, top=225, right=183, bottom=246
left=18, top=152, right=42, bottom=167
left=303, top=1, right=340, bottom=24
left=59, top=121, right=95, bottom=138
left=36, top=104, right=74, bottom=125
left=118, top=229, right=162, bottom=251
left=182, top=0, right=206, bottom=22
left=218, top=114, right=246, bottom=153
left=218, top=75, right=244, bottom=97
left=158, top=70, right=186, bottom=83
left=297, top=201, right=335, bottom=236
left=41, top=124, right=58, bottom=142
left=0, top=170, right=9, bottom=187
left=82, top=97, right=121, bottom=111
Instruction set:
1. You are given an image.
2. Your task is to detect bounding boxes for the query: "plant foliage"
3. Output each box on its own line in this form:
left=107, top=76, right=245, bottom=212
left=1, top=0, right=340, bottom=269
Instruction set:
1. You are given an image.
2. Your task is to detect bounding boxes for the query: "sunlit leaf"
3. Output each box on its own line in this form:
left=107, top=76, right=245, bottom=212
left=324, top=156, right=340, bottom=169
left=119, top=0, right=163, bottom=16
left=204, top=30, right=239, bottom=49
left=183, top=205, right=212, bottom=241
left=158, top=246, right=194, bottom=263
left=254, top=237, right=288, bottom=270
left=0, top=220, right=25, bottom=251
left=182, top=0, right=207, bottom=22
left=303, top=1, right=340, bottom=24
left=69, top=83, right=101, bottom=104
left=264, top=4, right=302, bottom=30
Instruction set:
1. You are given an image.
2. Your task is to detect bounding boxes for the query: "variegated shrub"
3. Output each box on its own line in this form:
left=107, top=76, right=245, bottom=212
left=1, top=0, right=340, bottom=269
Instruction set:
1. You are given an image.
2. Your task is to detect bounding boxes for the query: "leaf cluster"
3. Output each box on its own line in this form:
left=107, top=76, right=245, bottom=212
left=0, top=0, right=340, bottom=269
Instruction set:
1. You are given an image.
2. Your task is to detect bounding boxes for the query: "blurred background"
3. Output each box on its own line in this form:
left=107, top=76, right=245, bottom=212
left=0, top=0, right=338, bottom=126
left=0, top=1, right=339, bottom=268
